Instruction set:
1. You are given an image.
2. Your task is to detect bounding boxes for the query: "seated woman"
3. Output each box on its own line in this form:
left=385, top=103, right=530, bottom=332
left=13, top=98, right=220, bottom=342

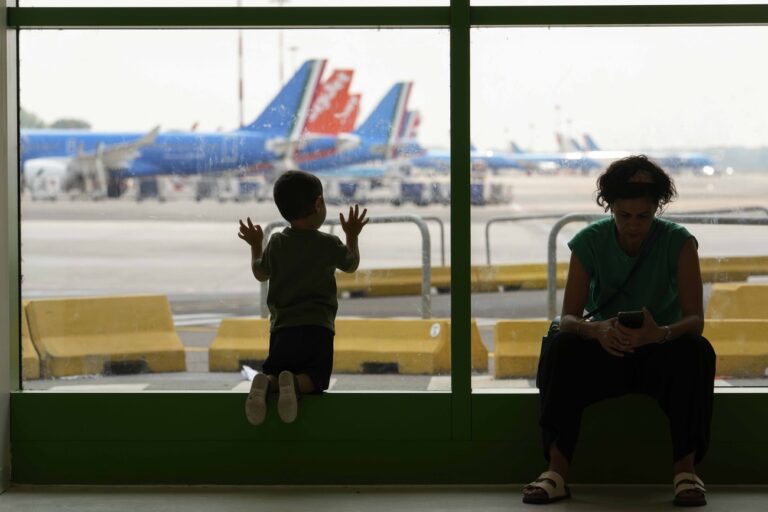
left=522, top=155, right=715, bottom=507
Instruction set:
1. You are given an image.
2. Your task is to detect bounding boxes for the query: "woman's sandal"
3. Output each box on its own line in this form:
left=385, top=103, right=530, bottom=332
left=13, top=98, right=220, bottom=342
left=673, top=472, right=707, bottom=507
left=522, top=470, right=572, bottom=505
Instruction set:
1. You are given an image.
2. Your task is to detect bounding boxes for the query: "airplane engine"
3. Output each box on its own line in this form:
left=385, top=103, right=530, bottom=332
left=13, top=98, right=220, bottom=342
left=22, top=158, right=67, bottom=200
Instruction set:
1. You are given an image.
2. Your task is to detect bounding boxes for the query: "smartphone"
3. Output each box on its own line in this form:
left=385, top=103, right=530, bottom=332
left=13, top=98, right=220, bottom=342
left=617, top=310, right=644, bottom=329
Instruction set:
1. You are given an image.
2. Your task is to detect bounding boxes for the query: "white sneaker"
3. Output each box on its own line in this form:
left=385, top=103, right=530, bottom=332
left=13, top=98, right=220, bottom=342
left=277, top=370, right=298, bottom=423
left=245, top=373, right=269, bottom=425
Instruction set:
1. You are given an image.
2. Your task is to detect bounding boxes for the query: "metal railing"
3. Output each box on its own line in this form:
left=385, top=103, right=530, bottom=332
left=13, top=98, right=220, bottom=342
left=261, top=214, right=433, bottom=319
left=485, top=206, right=768, bottom=266
left=546, top=213, right=768, bottom=318
left=329, top=215, right=445, bottom=267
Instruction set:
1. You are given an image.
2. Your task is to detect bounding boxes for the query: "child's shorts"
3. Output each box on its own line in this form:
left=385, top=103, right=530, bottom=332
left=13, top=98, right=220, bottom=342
left=261, top=325, right=334, bottom=392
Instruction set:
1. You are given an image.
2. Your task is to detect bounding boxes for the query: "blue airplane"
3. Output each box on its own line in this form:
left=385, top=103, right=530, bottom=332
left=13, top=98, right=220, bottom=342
left=296, top=82, right=416, bottom=173
left=580, top=133, right=715, bottom=174
left=21, top=59, right=358, bottom=198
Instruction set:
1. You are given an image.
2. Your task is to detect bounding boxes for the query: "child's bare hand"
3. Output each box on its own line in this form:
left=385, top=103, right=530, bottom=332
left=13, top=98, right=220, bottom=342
left=340, top=204, right=369, bottom=237
left=238, top=217, right=263, bottom=247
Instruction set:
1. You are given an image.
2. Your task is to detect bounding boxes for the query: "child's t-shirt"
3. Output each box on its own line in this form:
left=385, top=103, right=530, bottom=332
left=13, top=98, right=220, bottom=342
left=253, top=227, right=357, bottom=332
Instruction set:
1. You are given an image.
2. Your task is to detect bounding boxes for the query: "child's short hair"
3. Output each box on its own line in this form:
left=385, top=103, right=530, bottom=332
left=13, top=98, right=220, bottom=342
left=273, top=170, right=323, bottom=221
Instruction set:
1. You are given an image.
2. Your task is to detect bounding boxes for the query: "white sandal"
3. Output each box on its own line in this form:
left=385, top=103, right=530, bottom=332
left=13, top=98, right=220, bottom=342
left=673, top=472, right=707, bottom=507
left=522, top=470, right=571, bottom=505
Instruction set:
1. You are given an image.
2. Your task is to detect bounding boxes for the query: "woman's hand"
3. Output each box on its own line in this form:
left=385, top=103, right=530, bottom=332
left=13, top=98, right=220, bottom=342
left=593, top=318, right=635, bottom=357
left=615, top=307, right=664, bottom=348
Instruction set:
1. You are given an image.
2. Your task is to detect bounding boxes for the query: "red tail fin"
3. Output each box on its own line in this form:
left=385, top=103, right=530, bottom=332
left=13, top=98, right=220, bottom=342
left=304, top=69, right=354, bottom=135
left=334, top=93, right=360, bottom=133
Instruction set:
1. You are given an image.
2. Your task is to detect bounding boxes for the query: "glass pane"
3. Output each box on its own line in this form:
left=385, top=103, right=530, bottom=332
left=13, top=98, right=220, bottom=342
left=20, top=28, right=451, bottom=393
left=20, top=1, right=447, bottom=7
left=470, top=26, right=768, bottom=391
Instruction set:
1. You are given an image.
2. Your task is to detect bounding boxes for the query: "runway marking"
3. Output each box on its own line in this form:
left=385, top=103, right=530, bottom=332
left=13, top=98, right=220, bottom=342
left=178, top=326, right=219, bottom=333
left=184, top=347, right=209, bottom=353
left=173, top=313, right=233, bottom=327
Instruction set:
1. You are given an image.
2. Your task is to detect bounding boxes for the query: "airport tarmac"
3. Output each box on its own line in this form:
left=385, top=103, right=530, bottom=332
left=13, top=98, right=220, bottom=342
left=18, top=172, right=768, bottom=390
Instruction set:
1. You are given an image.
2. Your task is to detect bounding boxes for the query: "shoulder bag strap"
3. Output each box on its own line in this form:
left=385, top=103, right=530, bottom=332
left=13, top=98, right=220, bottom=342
left=582, top=221, right=661, bottom=321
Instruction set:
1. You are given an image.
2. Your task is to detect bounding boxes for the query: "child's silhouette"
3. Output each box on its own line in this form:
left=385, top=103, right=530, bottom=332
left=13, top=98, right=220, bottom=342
left=238, top=170, right=368, bottom=424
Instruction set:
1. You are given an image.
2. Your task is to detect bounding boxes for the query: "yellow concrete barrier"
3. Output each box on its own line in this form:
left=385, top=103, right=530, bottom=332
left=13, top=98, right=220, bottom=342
left=494, top=319, right=551, bottom=379
left=336, top=267, right=450, bottom=297
left=706, top=282, right=768, bottom=319
left=26, top=295, right=186, bottom=378
left=335, top=256, right=768, bottom=298
left=704, top=319, right=768, bottom=378
left=493, top=318, right=768, bottom=379
left=473, top=263, right=569, bottom=292
left=336, top=263, right=569, bottom=297
left=700, top=256, right=768, bottom=284
left=208, top=317, right=270, bottom=372
left=209, top=317, right=489, bottom=374
left=21, top=301, right=40, bottom=380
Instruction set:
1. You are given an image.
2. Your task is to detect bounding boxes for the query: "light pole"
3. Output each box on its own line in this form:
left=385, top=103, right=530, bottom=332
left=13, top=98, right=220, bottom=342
left=271, top=0, right=289, bottom=85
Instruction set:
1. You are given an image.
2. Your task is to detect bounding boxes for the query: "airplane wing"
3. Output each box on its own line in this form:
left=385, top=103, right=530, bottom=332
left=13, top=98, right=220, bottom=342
left=72, top=125, right=159, bottom=170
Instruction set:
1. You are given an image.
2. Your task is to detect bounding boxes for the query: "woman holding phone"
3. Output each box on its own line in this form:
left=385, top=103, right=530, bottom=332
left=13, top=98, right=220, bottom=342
left=522, top=155, right=715, bottom=507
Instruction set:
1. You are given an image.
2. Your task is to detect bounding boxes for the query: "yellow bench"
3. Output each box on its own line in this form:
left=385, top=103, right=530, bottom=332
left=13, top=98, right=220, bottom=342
left=209, top=317, right=488, bottom=375
left=706, top=282, right=768, bottom=319
left=21, top=301, right=41, bottom=380
left=704, top=319, right=768, bottom=378
left=26, top=295, right=187, bottom=378
left=494, top=319, right=551, bottom=379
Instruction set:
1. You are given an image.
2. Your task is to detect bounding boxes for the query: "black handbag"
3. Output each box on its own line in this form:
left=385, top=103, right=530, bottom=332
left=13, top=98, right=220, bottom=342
left=536, top=224, right=660, bottom=388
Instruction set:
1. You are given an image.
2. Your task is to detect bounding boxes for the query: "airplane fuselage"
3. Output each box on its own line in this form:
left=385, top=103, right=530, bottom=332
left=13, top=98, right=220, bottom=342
left=20, top=129, right=343, bottom=177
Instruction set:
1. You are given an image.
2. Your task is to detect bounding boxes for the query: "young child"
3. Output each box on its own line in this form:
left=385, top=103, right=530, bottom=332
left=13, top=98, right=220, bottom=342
left=238, top=170, right=368, bottom=425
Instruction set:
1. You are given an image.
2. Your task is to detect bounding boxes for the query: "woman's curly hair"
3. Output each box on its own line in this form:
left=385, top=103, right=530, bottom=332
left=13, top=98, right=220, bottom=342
left=596, top=155, right=678, bottom=212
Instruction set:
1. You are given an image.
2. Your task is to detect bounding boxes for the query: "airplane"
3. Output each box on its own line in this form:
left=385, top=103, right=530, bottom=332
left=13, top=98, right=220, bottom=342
left=579, top=133, right=716, bottom=174
left=21, top=59, right=359, bottom=199
left=296, top=81, right=416, bottom=172
left=304, top=69, right=359, bottom=136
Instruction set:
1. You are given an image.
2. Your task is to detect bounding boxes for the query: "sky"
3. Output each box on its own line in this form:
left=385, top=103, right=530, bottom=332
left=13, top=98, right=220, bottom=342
left=16, top=2, right=768, bottom=152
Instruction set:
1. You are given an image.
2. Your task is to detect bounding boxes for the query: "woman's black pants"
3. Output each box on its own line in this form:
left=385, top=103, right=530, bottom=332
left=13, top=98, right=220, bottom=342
left=537, top=331, right=716, bottom=465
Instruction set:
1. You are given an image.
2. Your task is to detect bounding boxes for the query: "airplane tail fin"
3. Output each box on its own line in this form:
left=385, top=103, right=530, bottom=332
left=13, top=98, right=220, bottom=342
left=337, top=93, right=361, bottom=133
left=569, top=137, right=583, bottom=152
left=399, top=110, right=421, bottom=140
left=509, top=141, right=523, bottom=153
left=355, top=82, right=412, bottom=158
left=584, top=134, right=599, bottom=151
left=240, top=59, right=326, bottom=139
left=555, top=132, right=566, bottom=152
left=304, top=69, right=355, bottom=135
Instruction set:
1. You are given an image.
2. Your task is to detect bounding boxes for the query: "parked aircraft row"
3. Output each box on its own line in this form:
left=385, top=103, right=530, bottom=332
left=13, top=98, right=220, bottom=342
left=21, top=59, right=366, bottom=199
left=21, top=58, right=719, bottom=202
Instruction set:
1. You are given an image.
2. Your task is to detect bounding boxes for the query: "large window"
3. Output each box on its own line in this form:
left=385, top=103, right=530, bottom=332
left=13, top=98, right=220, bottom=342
left=9, top=4, right=768, bottom=396
left=19, top=28, right=452, bottom=391
left=470, top=26, right=768, bottom=390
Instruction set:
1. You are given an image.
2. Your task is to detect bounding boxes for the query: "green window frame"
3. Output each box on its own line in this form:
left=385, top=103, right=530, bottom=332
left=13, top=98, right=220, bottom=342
left=5, top=3, right=768, bottom=485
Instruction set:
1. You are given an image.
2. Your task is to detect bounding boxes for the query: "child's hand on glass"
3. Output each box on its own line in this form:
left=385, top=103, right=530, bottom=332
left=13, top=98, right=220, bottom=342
left=238, top=217, right=263, bottom=247
left=340, top=204, right=369, bottom=237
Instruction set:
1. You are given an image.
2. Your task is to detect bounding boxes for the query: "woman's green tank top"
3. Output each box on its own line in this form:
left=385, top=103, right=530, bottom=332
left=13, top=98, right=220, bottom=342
left=567, top=216, right=695, bottom=325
